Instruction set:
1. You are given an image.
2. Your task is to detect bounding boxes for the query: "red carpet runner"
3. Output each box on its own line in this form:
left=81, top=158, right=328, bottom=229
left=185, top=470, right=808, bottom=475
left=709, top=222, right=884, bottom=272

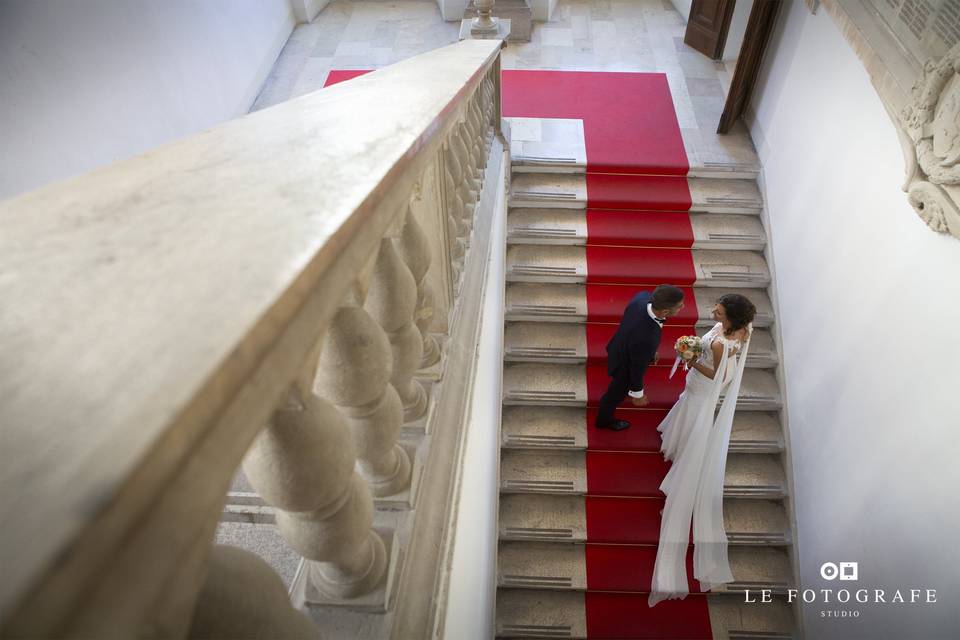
left=326, top=67, right=712, bottom=639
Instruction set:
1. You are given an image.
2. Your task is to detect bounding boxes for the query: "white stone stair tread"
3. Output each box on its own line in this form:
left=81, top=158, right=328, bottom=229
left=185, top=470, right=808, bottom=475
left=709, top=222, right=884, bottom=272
left=509, top=174, right=763, bottom=214
left=501, top=450, right=589, bottom=495
left=500, top=450, right=785, bottom=498
left=504, top=283, right=775, bottom=327
left=510, top=174, right=586, bottom=209
left=503, top=363, right=587, bottom=406
left=499, top=494, right=789, bottom=544
left=506, top=245, right=586, bottom=283
left=504, top=323, right=587, bottom=362
left=502, top=363, right=781, bottom=409
left=500, top=407, right=784, bottom=453
left=505, top=245, right=770, bottom=287
left=495, top=589, right=795, bottom=638
left=497, top=541, right=792, bottom=592
left=507, top=209, right=766, bottom=250
left=693, top=249, right=771, bottom=287
left=724, top=454, right=787, bottom=498
left=723, top=368, right=781, bottom=410
left=496, top=589, right=588, bottom=639
left=505, top=118, right=761, bottom=179
left=682, top=121, right=762, bottom=180
left=503, top=322, right=777, bottom=367
left=506, top=117, right=586, bottom=173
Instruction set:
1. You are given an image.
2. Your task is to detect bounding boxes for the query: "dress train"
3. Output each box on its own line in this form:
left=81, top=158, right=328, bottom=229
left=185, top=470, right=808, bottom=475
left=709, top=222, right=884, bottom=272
left=647, top=323, right=753, bottom=607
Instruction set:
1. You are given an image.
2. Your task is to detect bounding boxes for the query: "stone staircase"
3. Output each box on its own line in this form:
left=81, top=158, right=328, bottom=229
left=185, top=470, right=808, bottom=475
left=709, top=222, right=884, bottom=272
left=495, top=120, right=795, bottom=638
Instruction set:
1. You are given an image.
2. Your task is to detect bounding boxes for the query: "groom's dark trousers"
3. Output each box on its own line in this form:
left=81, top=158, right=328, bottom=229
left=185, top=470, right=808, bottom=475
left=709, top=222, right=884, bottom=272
left=595, top=290, right=662, bottom=427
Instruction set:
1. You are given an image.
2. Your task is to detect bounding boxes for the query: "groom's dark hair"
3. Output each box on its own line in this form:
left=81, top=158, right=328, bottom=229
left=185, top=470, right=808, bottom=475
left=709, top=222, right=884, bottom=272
left=651, top=284, right=684, bottom=310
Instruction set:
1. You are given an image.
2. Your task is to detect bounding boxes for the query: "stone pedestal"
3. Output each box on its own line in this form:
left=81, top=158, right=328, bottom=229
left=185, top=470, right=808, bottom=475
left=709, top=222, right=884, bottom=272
left=459, top=18, right=511, bottom=42
left=464, top=0, right=531, bottom=42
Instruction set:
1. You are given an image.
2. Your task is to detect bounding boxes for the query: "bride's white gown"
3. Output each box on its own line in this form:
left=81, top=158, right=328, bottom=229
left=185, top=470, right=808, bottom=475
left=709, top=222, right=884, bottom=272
left=647, top=321, right=753, bottom=607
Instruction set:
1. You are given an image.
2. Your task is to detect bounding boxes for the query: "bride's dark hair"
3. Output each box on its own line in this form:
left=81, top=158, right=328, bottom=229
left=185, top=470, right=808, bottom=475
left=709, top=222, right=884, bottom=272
left=718, top=294, right=756, bottom=336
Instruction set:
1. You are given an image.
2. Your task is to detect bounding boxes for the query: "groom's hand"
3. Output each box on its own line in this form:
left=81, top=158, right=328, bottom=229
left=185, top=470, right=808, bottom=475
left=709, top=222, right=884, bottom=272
left=632, top=396, right=650, bottom=407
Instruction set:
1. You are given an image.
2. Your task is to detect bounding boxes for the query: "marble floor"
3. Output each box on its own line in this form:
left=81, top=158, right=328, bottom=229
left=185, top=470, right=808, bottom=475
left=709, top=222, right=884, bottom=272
left=251, top=0, right=729, bottom=132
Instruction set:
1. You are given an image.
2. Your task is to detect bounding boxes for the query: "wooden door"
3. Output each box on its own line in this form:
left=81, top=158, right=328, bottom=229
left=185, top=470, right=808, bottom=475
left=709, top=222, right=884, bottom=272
left=718, top=0, right=782, bottom=133
left=684, top=0, right=737, bottom=60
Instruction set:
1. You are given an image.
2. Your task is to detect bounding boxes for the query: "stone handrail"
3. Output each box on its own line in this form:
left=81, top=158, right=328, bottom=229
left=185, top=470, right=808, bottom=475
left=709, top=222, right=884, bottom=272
left=0, top=39, right=503, bottom=638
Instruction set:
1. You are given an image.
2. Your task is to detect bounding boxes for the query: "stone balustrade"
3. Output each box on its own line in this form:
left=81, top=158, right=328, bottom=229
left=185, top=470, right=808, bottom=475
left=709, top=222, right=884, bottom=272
left=0, top=39, right=503, bottom=639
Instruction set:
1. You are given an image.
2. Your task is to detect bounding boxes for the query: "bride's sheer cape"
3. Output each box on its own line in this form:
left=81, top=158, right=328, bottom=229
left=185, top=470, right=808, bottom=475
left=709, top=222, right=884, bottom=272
left=647, top=322, right=754, bottom=607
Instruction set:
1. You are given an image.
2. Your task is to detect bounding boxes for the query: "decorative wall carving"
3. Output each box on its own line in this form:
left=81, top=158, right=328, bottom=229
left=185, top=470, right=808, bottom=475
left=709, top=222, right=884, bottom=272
left=899, top=44, right=960, bottom=236
left=821, top=0, right=960, bottom=240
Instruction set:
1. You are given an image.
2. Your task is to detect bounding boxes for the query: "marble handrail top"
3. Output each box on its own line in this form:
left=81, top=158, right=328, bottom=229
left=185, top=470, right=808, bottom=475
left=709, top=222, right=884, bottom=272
left=0, top=39, right=502, bottom=615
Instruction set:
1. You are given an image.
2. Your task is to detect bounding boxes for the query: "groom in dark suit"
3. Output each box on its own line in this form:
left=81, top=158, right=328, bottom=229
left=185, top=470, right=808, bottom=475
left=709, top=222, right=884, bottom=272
left=595, top=284, right=686, bottom=430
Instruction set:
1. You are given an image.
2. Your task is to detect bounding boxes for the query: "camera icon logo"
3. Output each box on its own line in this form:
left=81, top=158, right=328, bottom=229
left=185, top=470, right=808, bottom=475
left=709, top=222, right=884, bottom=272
left=820, top=561, right=858, bottom=581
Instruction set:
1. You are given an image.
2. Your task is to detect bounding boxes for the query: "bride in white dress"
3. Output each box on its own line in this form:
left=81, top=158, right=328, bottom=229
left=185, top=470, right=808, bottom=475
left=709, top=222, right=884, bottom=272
left=648, top=293, right=757, bottom=607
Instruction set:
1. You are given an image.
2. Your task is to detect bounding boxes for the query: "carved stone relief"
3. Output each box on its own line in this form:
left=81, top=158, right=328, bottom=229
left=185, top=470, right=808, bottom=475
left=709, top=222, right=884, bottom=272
left=899, top=44, right=960, bottom=236
left=821, top=0, right=960, bottom=240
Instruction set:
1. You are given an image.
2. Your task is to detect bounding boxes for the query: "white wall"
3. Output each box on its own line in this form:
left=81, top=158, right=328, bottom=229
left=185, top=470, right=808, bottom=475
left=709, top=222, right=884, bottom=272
left=0, top=0, right=296, bottom=200
left=530, top=0, right=559, bottom=22
left=438, top=0, right=469, bottom=21
left=722, top=0, right=751, bottom=62
left=291, top=0, right=330, bottom=23
left=670, top=0, right=692, bottom=22
left=748, top=2, right=960, bottom=638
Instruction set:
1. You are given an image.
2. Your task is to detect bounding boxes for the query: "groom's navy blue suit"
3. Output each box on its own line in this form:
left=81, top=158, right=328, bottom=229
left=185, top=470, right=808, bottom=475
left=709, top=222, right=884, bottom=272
left=595, top=290, right=662, bottom=428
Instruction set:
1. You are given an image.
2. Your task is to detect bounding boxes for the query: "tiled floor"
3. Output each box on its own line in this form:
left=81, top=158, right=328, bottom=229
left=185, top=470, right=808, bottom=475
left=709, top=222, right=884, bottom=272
left=251, top=0, right=729, bottom=132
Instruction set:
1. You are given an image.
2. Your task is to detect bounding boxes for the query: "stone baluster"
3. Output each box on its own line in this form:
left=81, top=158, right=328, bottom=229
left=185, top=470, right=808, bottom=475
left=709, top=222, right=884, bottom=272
left=451, top=127, right=479, bottom=232
left=449, top=133, right=479, bottom=211
left=473, top=87, right=492, bottom=152
left=443, top=144, right=469, bottom=274
left=242, top=386, right=387, bottom=600
left=461, top=121, right=484, bottom=188
left=463, top=99, right=485, bottom=171
left=482, top=77, right=495, bottom=142
left=443, top=146, right=468, bottom=223
left=396, top=205, right=441, bottom=368
left=315, top=302, right=412, bottom=496
left=365, top=233, right=429, bottom=421
left=188, top=545, right=317, bottom=639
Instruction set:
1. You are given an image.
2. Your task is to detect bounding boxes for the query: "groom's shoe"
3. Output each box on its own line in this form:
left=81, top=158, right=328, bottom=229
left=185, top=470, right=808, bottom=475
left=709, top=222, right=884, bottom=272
left=596, top=419, right=631, bottom=431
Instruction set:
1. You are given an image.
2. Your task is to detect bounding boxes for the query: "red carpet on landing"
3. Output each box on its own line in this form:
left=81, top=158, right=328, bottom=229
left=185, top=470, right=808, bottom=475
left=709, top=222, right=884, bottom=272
left=325, top=69, right=690, bottom=177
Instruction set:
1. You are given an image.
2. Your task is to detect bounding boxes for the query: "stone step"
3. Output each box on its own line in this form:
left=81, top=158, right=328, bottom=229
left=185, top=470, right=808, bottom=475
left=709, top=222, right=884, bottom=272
left=495, top=589, right=794, bottom=639
left=499, top=494, right=790, bottom=545
left=499, top=450, right=787, bottom=499
left=497, top=541, right=793, bottom=594
left=505, top=246, right=771, bottom=288
left=509, top=174, right=763, bottom=214
left=507, top=209, right=767, bottom=250
left=501, top=407, right=784, bottom=454
left=505, top=283, right=775, bottom=327
left=502, top=363, right=782, bottom=410
left=506, top=117, right=761, bottom=180
left=503, top=322, right=778, bottom=368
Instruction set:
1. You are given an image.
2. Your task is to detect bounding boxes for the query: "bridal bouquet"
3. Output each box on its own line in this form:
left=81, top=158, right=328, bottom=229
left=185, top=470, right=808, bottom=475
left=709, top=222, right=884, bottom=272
left=669, top=336, right=703, bottom=378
